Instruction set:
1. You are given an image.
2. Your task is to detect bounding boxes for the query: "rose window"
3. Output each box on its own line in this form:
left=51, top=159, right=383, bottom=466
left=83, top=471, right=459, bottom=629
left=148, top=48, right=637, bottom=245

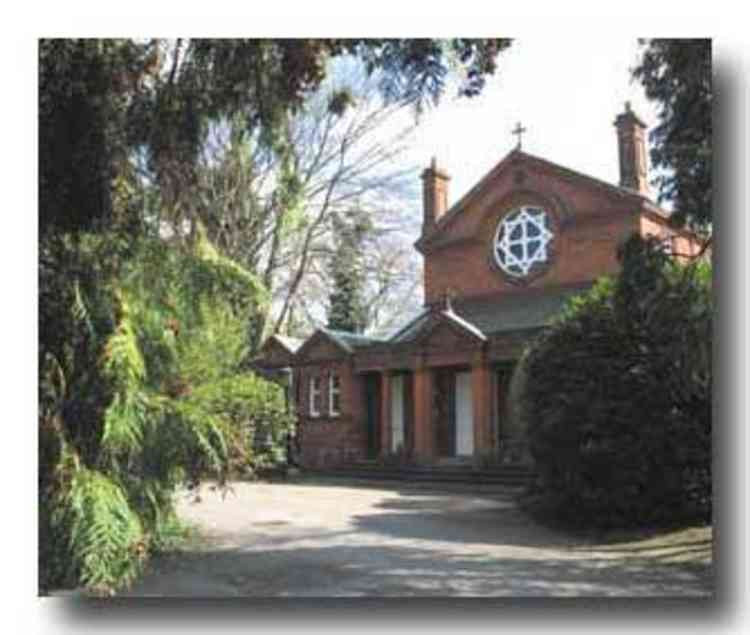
left=493, top=206, right=554, bottom=278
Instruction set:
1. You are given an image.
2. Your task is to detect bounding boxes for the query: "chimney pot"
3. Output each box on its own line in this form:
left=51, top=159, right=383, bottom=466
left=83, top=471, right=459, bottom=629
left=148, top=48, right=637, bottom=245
left=421, top=158, right=451, bottom=234
left=614, top=103, right=650, bottom=196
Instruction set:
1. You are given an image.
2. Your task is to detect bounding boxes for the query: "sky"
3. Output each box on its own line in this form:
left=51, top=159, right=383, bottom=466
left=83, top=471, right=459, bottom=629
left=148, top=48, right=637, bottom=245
left=400, top=36, right=661, bottom=208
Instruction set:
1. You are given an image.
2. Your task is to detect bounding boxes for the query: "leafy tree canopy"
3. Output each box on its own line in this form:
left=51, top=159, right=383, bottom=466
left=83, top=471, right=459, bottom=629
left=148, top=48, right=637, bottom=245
left=326, top=212, right=371, bottom=333
left=633, top=39, right=712, bottom=233
left=38, top=38, right=512, bottom=594
left=40, top=38, right=511, bottom=238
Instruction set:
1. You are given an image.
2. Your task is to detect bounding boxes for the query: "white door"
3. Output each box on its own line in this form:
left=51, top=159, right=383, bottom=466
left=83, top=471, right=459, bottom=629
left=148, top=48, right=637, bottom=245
left=455, top=371, right=474, bottom=456
left=390, top=374, right=405, bottom=452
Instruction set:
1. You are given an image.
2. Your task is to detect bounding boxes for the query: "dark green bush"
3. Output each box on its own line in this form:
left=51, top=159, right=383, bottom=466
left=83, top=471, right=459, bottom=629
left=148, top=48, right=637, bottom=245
left=522, top=235, right=711, bottom=529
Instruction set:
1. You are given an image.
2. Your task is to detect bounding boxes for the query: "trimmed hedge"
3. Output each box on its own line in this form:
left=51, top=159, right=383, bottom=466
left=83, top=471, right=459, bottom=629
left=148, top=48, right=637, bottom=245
left=521, top=236, right=711, bottom=529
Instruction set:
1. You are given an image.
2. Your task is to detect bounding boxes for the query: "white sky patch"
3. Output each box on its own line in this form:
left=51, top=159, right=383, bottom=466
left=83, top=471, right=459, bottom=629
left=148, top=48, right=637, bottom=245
left=397, top=37, right=661, bottom=209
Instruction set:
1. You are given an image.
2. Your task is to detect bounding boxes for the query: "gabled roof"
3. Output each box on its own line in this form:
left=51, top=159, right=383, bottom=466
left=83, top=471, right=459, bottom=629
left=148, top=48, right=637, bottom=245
left=390, top=306, right=486, bottom=346
left=271, top=334, right=304, bottom=354
left=295, top=327, right=389, bottom=358
left=390, top=283, right=592, bottom=343
left=416, top=148, right=670, bottom=252
left=389, top=310, right=431, bottom=343
left=438, top=308, right=487, bottom=342
left=452, top=283, right=593, bottom=336
left=320, top=328, right=389, bottom=352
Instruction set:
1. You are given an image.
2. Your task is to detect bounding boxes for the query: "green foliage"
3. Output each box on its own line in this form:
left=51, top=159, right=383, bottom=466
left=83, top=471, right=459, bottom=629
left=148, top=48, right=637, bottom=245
left=350, top=39, right=511, bottom=107
left=521, top=236, right=712, bottom=529
left=59, top=468, right=145, bottom=594
left=40, top=38, right=510, bottom=240
left=326, top=213, right=370, bottom=333
left=39, top=36, right=511, bottom=595
left=633, top=39, right=712, bottom=232
left=39, top=234, right=291, bottom=594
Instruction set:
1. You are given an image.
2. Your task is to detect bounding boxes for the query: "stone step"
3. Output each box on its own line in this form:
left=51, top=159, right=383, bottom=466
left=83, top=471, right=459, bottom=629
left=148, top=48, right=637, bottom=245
left=308, top=466, right=536, bottom=486
left=343, top=462, right=536, bottom=475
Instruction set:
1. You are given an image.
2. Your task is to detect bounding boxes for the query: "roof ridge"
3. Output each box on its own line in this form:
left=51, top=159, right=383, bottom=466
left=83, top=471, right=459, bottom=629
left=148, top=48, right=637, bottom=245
left=387, top=309, right=430, bottom=342
left=271, top=333, right=304, bottom=353
left=322, top=327, right=388, bottom=341
left=416, top=149, right=670, bottom=251
left=440, top=308, right=486, bottom=341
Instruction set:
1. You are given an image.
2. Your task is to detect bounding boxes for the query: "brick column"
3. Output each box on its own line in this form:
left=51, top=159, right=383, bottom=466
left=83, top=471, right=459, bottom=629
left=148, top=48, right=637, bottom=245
left=379, top=371, right=391, bottom=456
left=472, top=352, right=492, bottom=458
left=413, top=361, right=433, bottom=462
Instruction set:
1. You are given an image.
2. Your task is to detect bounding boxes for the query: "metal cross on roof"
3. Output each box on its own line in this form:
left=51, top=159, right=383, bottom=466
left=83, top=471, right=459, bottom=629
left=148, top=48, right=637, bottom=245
left=512, top=122, right=527, bottom=149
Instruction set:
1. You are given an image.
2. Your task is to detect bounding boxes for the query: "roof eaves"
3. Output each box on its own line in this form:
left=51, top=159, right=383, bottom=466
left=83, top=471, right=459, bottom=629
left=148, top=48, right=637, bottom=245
left=319, top=328, right=354, bottom=353
left=324, top=328, right=390, bottom=349
left=415, top=149, right=521, bottom=252
left=416, top=149, right=655, bottom=252
left=520, top=151, right=650, bottom=203
left=441, top=309, right=486, bottom=341
left=388, top=310, right=431, bottom=343
left=272, top=334, right=303, bottom=354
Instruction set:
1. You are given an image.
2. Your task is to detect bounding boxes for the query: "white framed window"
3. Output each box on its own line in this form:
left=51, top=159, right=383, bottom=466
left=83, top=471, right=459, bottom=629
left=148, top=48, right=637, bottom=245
left=494, top=206, right=554, bottom=278
left=309, top=376, right=321, bottom=417
left=329, top=373, right=341, bottom=417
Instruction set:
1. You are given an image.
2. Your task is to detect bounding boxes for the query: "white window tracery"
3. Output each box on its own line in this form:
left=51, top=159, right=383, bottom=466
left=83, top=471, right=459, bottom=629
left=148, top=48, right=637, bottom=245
left=309, top=376, right=321, bottom=417
left=494, top=206, right=554, bottom=277
left=329, top=374, right=341, bottom=417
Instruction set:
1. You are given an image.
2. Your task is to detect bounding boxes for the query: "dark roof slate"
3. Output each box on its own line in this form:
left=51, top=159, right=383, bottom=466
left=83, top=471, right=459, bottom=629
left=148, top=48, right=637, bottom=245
left=452, top=283, right=593, bottom=336
left=319, top=328, right=389, bottom=352
left=390, top=283, right=593, bottom=343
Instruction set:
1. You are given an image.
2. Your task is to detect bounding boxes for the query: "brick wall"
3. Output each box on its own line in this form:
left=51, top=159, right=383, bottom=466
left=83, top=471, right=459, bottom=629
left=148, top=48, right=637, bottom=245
left=422, top=158, right=641, bottom=305
left=295, top=357, right=367, bottom=468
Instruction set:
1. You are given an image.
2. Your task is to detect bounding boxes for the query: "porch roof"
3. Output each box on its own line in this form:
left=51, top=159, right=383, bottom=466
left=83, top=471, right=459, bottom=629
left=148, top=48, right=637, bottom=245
left=452, top=283, right=592, bottom=336
left=272, top=334, right=304, bottom=354
left=320, top=328, right=390, bottom=352
left=389, top=283, right=592, bottom=343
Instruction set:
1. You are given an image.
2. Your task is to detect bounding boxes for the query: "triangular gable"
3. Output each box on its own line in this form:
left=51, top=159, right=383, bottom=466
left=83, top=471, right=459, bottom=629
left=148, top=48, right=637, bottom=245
left=409, top=309, right=486, bottom=348
left=258, top=335, right=299, bottom=367
left=272, top=334, right=303, bottom=354
left=295, top=328, right=352, bottom=361
left=415, top=148, right=663, bottom=253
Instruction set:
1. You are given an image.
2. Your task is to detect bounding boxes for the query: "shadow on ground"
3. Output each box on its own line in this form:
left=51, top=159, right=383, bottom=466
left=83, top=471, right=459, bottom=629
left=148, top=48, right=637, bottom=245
left=122, top=540, right=712, bottom=598
left=86, top=478, right=713, bottom=598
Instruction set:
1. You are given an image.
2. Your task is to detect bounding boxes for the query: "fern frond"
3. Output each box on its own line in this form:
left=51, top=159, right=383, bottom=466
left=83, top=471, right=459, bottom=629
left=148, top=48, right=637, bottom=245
left=71, top=279, right=96, bottom=340
left=101, top=296, right=146, bottom=389
left=62, top=468, right=144, bottom=594
left=168, top=400, right=228, bottom=475
left=101, top=391, right=147, bottom=454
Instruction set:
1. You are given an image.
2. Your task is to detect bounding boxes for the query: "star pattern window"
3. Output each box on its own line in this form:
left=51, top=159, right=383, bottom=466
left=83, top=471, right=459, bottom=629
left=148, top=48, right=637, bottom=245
left=493, top=207, right=554, bottom=278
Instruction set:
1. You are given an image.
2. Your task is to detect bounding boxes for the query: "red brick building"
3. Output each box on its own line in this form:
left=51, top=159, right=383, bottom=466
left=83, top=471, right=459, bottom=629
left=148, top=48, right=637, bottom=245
left=258, top=104, right=702, bottom=469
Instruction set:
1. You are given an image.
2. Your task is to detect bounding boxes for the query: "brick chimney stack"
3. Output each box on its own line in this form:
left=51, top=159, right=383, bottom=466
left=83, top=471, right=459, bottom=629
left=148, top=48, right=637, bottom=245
left=421, top=157, right=451, bottom=233
left=614, top=102, right=650, bottom=196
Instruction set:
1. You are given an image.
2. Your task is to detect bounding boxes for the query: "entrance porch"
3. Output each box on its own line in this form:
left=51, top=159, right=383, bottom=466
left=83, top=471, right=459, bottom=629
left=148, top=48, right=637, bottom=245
left=365, top=358, right=515, bottom=464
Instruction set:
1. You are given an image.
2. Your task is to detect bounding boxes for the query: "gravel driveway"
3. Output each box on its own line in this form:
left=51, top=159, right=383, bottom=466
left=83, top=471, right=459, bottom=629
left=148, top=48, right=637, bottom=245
left=124, top=478, right=713, bottom=597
